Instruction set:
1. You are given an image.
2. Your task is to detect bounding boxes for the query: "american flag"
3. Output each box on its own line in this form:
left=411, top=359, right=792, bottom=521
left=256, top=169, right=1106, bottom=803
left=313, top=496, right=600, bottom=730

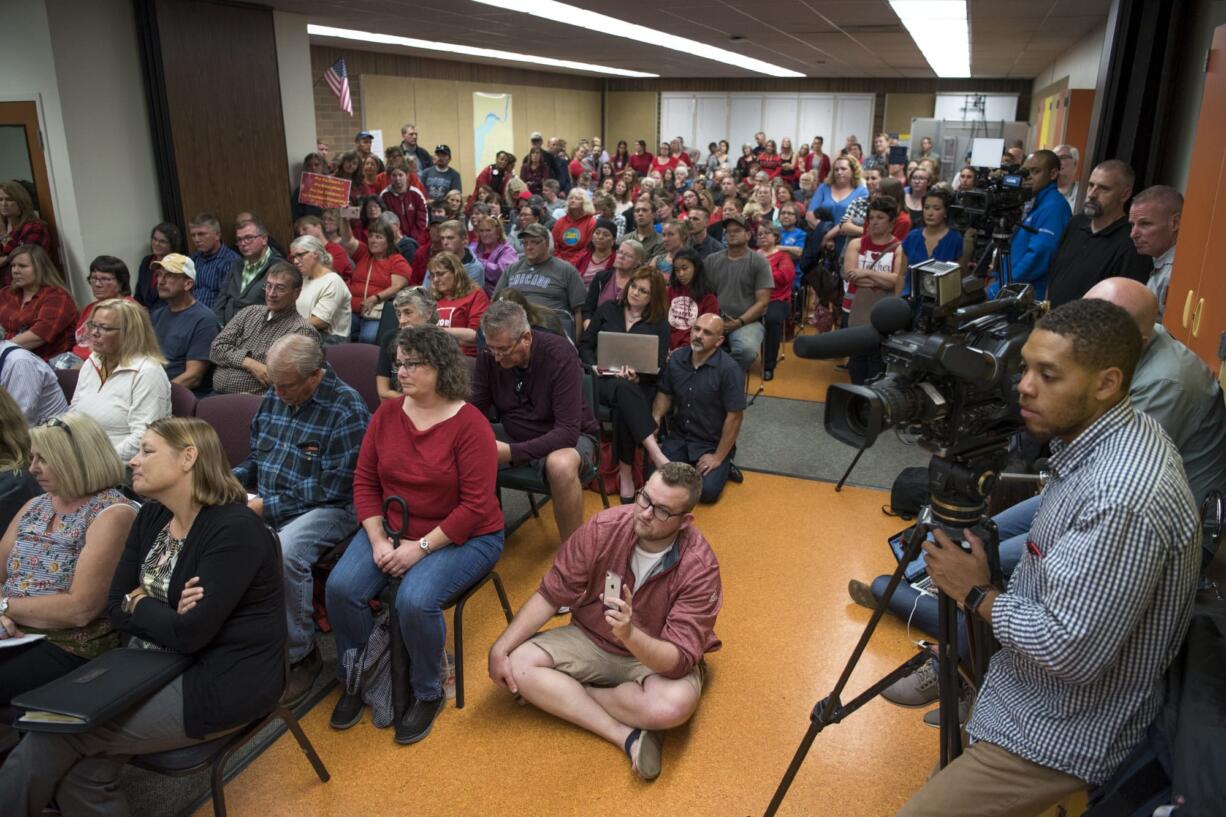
left=323, top=58, right=352, bottom=116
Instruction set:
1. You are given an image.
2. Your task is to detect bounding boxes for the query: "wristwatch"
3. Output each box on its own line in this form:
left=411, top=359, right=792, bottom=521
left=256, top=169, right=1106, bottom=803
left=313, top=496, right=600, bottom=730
left=418, top=537, right=431, bottom=553
left=963, top=585, right=994, bottom=615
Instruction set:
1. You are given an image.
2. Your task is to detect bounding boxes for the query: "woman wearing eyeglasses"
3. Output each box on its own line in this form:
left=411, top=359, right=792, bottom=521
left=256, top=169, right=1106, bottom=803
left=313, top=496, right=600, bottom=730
left=69, top=299, right=171, bottom=461
left=70, top=256, right=138, bottom=363
left=0, top=412, right=135, bottom=713
left=288, top=235, right=351, bottom=346
left=326, top=326, right=504, bottom=744
left=0, top=244, right=78, bottom=363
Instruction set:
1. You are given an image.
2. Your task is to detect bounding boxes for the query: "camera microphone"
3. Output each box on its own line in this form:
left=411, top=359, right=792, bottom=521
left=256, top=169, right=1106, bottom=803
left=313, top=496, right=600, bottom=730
left=794, top=297, right=914, bottom=360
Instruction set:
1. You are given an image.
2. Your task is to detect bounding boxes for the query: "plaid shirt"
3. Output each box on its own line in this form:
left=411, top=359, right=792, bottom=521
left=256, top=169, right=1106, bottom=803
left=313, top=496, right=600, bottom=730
left=0, top=285, right=79, bottom=361
left=1, top=219, right=52, bottom=258
left=971, top=399, right=1200, bottom=784
left=191, top=244, right=241, bottom=308
left=233, top=369, right=369, bottom=526
left=208, top=304, right=317, bottom=394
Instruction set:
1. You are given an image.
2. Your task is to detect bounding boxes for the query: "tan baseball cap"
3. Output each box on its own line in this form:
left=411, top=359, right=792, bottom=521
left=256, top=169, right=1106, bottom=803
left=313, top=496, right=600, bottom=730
left=151, top=253, right=196, bottom=280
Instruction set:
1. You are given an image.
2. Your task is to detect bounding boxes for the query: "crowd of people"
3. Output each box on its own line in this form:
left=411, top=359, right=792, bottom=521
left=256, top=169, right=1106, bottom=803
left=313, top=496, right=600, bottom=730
left=0, top=120, right=1219, bottom=816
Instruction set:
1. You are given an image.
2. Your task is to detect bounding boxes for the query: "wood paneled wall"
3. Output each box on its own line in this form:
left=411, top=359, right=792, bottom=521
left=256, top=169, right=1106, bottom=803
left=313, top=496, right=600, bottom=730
left=151, top=0, right=292, bottom=247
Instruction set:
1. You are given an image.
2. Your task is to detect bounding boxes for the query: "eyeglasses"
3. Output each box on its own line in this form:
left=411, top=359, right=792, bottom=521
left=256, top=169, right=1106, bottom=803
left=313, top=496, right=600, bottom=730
left=87, top=321, right=120, bottom=334
left=634, top=490, right=684, bottom=522
left=488, top=334, right=527, bottom=360
left=396, top=359, right=428, bottom=372
left=88, top=275, right=117, bottom=284
left=263, top=282, right=293, bottom=294
left=236, top=234, right=263, bottom=244
left=290, top=251, right=312, bottom=261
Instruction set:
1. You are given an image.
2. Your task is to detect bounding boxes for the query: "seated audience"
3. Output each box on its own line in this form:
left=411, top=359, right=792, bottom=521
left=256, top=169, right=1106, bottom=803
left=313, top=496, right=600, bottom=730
left=777, top=203, right=806, bottom=260
left=584, top=239, right=645, bottom=326
left=71, top=256, right=137, bottom=363
left=0, top=340, right=67, bottom=424
left=899, top=189, right=963, bottom=297
left=755, top=222, right=796, bottom=381
left=575, top=217, right=618, bottom=287
left=622, top=197, right=665, bottom=261
left=703, top=215, right=771, bottom=371
left=187, top=213, right=241, bottom=310
left=426, top=252, right=489, bottom=357
left=150, top=254, right=219, bottom=394
left=1047, top=160, right=1151, bottom=307
left=214, top=218, right=282, bottom=326
left=435, top=220, right=484, bottom=291
left=1128, top=185, right=1182, bottom=320
left=579, top=266, right=671, bottom=501
left=0, top=417, right=283, bottom=815
left=341, top=220, right=411, bottom=344
left=294, top=215, right=354, bottom=283
left=665, top=248, right=720, bottom=352
left=470, top=215, right=519, bottom=296
left=0, top=181, right=52, bottom=288
left=685, top=206, right=723, bottom=259
left=0, top=388, right=40, bottom=532
left=552, top=188, right=597, bottom=267
left=493, top=223, right=586, bottom=340
left=652, top=315, right=746, bottom=503
left=234, top=335, right=369, bottom=704
left=489, top=463, right=722, bottom=781
left=0, top=412, right=135, bottom=709
left=134, top=222, right=183, bottom=310
left=326, top=326, right=504, bottom=743
left=70, top=299, right=171, bottom=461
left=0, top=244, right=78, bottom=362
left=375, top=288, right=438, bottom=401
left=843, top=197, right=907, bottom=385
left=210, top=262, right=318, bottom=394
left=492, top=287, right=565, bottom=337
left=893, top=299, right=1199, bottom=817
left=654, top=219, right=689, bottom=276
left=289, top=235, right=351, bottom=345
left=473, top=301, right=600, bottom=544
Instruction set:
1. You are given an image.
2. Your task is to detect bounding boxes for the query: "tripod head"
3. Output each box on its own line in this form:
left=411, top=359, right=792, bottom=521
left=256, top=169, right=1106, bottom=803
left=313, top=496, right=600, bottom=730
left=926, top=436, right=1011, bottom=529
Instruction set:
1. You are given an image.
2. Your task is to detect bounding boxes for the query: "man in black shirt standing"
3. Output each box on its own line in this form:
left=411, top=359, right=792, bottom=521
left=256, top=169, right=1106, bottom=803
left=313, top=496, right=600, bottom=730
left=1046, top=159, right=1151, bottom=307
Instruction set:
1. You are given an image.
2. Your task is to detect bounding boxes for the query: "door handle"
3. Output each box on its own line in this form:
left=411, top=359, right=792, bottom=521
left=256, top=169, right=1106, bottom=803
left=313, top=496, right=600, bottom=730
left=1192, top=298, right=1205, bottom=337
left=1182, top=289, right=1195, bottom=328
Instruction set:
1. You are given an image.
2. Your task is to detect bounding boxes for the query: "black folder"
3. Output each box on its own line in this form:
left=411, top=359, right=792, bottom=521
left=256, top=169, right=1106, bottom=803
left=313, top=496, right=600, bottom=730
left=13, top=648, right=192, bottom=733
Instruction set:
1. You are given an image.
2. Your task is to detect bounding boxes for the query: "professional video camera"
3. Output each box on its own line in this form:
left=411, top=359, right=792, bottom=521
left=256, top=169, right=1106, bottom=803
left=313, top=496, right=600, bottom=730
left=949, top=166, right=1031, bottom=271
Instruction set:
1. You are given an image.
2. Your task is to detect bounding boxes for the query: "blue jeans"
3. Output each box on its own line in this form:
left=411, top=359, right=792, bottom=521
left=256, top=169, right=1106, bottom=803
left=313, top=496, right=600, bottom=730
left=325, top=526, right=505, bottom=700
left=277, top=505, right=356, bottom=663
left=726, top=321, right=765, bottom=371
left=870, top=495, right=1039, bottom=660
left=353, top=316, right=381, bottom=344
left=658, top=437, right=734, bottom=504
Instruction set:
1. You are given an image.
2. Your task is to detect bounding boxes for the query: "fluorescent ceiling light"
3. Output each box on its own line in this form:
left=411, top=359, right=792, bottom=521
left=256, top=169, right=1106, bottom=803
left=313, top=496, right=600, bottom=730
left=307, top=24, right=658, bottom=78
left=471, top=0, right=805, bottom=78
left=889, top=0, right=970, bottom=78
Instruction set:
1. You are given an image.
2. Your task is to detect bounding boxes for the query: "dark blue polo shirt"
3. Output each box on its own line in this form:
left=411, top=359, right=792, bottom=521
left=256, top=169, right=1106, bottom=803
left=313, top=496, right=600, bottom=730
left=658, top=345, right=746, bottom=453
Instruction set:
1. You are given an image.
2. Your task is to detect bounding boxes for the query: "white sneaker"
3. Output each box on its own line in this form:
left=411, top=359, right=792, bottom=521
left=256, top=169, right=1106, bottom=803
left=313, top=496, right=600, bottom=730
left=882, top=658, right=940, bottom=708
left=441, top=651, right=456, bottom=700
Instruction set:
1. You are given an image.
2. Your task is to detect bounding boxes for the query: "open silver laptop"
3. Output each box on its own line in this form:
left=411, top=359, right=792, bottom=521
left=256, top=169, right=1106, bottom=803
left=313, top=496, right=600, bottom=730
left=596, top=331, right=660, bottom=375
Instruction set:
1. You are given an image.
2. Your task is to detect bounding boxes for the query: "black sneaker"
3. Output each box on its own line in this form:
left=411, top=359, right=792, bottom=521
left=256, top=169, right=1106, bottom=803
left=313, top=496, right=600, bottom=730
left=727, top=463, right=744, bottom=484
left=395, top=695, right=444, bottom=745
left=329, top=691, right=365, bottom=730
left=281, top=643, right=322, bottom=707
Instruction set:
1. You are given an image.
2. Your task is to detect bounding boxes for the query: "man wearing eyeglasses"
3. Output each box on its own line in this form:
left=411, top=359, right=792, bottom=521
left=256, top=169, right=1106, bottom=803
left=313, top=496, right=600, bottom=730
left=488, top=462, right=722, bottom=782
left=209, top=262, right=318, bottom=394
left=214, top=218, right=283, bottom=326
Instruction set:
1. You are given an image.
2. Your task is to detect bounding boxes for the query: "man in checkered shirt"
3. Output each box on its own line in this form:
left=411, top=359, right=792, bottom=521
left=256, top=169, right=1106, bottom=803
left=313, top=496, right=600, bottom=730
left=898, top=299, right=1201, bottom=817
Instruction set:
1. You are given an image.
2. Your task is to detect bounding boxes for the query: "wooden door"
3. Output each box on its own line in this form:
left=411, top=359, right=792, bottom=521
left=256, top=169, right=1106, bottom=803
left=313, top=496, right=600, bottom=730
left=0, top=100, right=59, bottom=260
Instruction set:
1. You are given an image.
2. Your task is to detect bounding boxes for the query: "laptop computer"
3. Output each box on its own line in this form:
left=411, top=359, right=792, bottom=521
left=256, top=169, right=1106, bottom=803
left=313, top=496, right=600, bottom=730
left=14, top=648, right=192, bottom=733
left=596, top=332, right=660, bottom=376
left=888, top=528, right=936, bottom=596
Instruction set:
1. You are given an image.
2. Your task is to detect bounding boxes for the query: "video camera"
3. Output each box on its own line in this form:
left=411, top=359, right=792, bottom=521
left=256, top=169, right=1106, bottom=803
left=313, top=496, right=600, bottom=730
left=796, top=260, right=1044, bottom=453
left=948, top=165, right=1030, bottom=241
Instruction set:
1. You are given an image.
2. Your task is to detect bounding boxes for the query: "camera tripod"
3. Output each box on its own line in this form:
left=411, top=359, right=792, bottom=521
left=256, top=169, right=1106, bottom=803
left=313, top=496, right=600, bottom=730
left=764, top=444, right=1009, bottom=816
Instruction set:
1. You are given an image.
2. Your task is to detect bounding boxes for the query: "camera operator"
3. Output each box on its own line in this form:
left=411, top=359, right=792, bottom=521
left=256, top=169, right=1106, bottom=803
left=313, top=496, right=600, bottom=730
left=894, top=299, right=1200, bottom=817
left=1046, top=160, right=1151, bottom=307
left=987, top=150, right=1070, bottom=301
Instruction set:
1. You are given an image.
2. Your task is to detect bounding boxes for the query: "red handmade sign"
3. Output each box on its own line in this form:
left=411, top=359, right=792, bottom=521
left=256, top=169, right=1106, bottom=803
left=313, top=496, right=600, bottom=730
left=298, top=173, right=352, bottom=208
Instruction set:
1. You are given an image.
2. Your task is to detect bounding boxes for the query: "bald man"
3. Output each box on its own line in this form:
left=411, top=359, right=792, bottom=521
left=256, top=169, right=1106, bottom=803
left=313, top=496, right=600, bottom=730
left=990, top=149, right=1071, bottom=300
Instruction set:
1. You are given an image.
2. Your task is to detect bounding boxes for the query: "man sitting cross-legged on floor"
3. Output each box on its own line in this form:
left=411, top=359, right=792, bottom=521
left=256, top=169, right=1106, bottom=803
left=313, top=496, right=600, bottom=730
left=488, top=463, right=722, bottom=781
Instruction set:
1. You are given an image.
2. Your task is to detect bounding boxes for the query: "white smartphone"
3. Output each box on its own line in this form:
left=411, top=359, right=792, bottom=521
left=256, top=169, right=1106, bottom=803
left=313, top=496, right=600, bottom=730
left=604, top=571, right=622, bottom=610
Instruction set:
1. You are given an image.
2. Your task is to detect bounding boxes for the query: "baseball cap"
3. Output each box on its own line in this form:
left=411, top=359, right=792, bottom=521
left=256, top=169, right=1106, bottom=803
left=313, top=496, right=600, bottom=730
left=530, top=131, right=543, bottom=141
left=721, top=213, right=749, bottom=231
left=515, top=190, right=533, bottom=203
left=434, top=144, right=451, bottom=156
left=356, top=130, right=374, bottom=140
left=518, top=223, right=550, bottom=241
left=151, top=253, right=196, bottom=280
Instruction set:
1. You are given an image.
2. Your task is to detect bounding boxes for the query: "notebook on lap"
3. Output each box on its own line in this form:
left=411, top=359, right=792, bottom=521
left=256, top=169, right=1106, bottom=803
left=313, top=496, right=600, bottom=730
left=14, top=648, right=192, bottom=733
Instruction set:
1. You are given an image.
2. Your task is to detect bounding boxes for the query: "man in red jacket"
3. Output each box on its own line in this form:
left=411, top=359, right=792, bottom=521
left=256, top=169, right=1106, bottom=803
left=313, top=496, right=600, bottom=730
left=489, top=463, right=723, bottom=782
left=551, top=188, right=597, bottom=266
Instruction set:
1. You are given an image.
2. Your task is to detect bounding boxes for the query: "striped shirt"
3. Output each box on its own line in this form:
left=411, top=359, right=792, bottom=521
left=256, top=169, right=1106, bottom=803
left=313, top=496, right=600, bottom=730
left=971, top=398, right=1200, bottom=784
left=191, top=244, right=241, bottom=308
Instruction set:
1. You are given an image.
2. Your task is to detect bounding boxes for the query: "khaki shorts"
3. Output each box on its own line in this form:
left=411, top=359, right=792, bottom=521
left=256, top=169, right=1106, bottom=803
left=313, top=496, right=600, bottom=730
left=529, top=624, right=705, bottom=697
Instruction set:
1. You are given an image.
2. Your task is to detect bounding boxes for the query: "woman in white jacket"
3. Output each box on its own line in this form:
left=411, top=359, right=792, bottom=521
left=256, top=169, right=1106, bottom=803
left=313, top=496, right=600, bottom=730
left=70, top=298, right=170, bottom=460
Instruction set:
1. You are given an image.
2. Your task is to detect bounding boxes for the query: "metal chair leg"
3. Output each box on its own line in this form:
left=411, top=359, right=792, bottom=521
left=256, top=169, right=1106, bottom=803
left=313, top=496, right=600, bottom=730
left=526, top=492, right=540, bottom=518
left=210, top=755, right=228, bottom=817
left=491, top=572, right=514, bottom=623
left=452, top=596, right=467, bottom=709
left=279, top=707, right=331, bottom=782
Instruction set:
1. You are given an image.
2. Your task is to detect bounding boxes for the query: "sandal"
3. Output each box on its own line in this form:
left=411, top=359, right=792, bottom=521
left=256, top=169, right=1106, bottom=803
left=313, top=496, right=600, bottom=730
left=624, top=728, right=662, bottom=781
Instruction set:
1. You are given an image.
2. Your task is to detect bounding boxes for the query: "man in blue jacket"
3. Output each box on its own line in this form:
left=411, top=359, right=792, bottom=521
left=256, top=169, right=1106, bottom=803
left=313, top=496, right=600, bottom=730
left=991, top=149, right=1071, bottom=300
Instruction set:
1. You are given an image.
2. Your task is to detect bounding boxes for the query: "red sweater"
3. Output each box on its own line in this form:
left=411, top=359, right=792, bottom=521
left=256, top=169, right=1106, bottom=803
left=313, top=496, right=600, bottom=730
left=354, top=400, right=503, bottom=543
left=551, top=212, right=596, bottom=266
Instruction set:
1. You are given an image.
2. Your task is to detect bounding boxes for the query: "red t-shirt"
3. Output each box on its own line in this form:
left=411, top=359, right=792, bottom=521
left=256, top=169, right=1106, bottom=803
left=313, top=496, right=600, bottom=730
left=551, top=212, right=596, bottom=266
left=353, top=400, right=504, bottom=542
left=627, top=152, right=653, bottom=177
left=665, top=284, right=720, bottom=351
left=436, top=288, right=490, bottom=356
left=758, top=152, right=783, bottom=178
left=0, top=285, right=79, bottom=361
left=651, top=155, right=679, bottom=175
left=349, top=243, right=412, bottom=314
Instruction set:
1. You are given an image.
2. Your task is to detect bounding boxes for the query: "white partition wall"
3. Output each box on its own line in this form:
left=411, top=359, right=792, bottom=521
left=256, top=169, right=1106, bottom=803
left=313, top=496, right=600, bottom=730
left=661, top=92, right=875, bottom=152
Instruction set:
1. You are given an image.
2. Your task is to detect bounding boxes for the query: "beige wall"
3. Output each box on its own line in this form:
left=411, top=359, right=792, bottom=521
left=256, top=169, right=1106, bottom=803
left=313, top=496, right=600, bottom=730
left=273, top=11, right=317, bottom=184
left=604, top=91, right=658, bottom=154
left=883, top=93, right=934, bottom=136
left=362, top=74, right=601, bottom=187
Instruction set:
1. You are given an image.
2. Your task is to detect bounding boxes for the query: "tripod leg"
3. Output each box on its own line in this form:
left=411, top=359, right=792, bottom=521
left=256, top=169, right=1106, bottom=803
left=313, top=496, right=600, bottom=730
left=835, top=448, right=866, bottom=492
left=937, top=592, right=963, bottom=766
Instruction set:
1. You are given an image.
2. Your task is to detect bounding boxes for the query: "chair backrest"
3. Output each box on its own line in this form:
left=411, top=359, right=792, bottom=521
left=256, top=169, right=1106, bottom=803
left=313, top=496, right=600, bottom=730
left=169, top=383, right=197, bottom=418
left=195, top=393, right=262, bottom=468
left=55, top=367, right=78, bottom=401
left=324, top=343, right=381, bottom=413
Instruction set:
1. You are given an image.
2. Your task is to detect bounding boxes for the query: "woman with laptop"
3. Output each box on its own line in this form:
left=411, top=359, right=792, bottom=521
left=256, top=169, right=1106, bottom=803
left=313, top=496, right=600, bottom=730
left=0, top=417, right=283, bottom=815
left=579, top=266, right=672, bottom=503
